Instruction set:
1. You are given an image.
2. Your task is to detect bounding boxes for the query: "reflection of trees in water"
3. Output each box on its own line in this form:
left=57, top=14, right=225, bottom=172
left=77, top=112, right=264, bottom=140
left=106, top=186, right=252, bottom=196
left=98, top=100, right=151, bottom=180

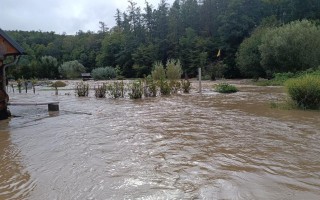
left=0, top=130, right=34, bottom=200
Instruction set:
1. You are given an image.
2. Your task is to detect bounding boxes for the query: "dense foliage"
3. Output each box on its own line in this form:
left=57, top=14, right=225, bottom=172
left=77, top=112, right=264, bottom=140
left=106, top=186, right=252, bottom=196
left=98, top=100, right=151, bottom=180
left=91, top=67, right=116, bottom=80
left=5, top=0, right=320, bottom=79
left=285, top=75, right=320, bottom=109
left=59, top=60, right=86, bottom=79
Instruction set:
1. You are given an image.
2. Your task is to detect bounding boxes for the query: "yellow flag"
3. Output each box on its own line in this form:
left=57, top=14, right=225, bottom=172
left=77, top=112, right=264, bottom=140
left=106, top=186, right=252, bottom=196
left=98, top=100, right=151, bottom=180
left=216, top=49, right=221, bottom=57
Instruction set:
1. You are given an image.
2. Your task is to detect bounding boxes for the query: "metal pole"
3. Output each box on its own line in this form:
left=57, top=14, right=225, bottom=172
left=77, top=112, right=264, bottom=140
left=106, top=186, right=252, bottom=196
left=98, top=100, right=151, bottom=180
left=198, top=67, right=202, bottom=94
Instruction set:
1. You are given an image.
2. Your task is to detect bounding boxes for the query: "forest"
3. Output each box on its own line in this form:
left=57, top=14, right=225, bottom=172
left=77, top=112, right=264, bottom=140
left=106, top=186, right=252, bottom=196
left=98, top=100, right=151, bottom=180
left=5, top=0, right=320, bottom=80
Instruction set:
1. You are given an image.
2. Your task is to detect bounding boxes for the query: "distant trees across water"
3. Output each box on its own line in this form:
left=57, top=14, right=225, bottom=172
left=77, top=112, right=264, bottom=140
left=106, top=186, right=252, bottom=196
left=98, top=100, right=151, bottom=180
left=6, top=0, right=320, bottom=80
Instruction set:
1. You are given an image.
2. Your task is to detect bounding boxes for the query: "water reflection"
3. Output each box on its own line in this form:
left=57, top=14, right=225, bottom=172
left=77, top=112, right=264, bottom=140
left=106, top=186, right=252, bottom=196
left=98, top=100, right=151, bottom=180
left=3, top=83, right=320, bottom=199
left=0, top=122, right=35, bottom=200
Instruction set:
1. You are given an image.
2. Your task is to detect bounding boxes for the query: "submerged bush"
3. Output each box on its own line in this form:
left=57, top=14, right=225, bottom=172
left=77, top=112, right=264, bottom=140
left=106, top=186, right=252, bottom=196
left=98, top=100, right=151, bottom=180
left=129, top=81, right=143, bottom=99
left=169, top=80, right=181, bottom=94
left=94, top=84, right=107, bottom=98
left=51, top=80, right=67, bottom=88
left=144, top=77, right=157, bottom=97
left=215, top=83, right=238, bottom=93
left=181, top=79, right=191, bottom=93
left=159, top=79, right=171, bottom=96
left=107, top=81, right=124, bottom=98
left=76, top=82, right=89, bottom=97
left=285, top=75, right=320, bottom=109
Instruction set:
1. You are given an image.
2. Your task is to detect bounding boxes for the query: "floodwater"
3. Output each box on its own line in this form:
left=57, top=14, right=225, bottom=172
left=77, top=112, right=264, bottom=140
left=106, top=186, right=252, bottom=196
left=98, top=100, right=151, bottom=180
left=1, top=81, right=320, bottom=200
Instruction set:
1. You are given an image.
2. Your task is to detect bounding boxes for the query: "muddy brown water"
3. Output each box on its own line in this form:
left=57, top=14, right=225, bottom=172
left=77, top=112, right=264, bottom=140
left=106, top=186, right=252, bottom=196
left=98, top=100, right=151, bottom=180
left=1, top=82, right=320, bottom=200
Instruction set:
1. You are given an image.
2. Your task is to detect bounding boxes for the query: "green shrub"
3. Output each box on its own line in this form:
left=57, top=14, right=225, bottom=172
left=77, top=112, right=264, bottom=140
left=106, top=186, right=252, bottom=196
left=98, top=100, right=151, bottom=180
left=129, top=81, right=143, bottom=99
left=91, top=67, right=116, bottom=80
left=151, top=61, right=166, bottom=80
left=94, top=84, right=107, bottom=98
left=181, top=79, right=191, bottom=93
left=76, top=82, right=89, bottom=97
left=166, top=59, right=182, bottom=80
left=169, top=80, right=181, bottom=94
left=159, top=79, right=171, bottom=96
left=215, top=83, right=238, bottom=93
left=285, top=75, right=320, bottom=109
left=144, top=77, right=157, bottom=97
left=107, top=81, right=124, bottom=98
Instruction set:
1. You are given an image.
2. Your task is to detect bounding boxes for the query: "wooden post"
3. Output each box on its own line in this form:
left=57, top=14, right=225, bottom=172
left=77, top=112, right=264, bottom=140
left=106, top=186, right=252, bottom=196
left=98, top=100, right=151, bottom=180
left=198, top=67, right=202, bottom=94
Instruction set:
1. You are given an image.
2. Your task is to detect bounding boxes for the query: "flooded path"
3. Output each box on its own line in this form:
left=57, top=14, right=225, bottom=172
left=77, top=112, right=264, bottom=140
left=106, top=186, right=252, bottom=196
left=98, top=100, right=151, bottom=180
left=1, top=82, right=320, bottom=199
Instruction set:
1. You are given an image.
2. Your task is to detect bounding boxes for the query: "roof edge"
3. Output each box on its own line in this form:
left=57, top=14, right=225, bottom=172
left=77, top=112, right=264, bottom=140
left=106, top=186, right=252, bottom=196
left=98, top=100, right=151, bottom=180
left=0, top=29, right=26, bottom=55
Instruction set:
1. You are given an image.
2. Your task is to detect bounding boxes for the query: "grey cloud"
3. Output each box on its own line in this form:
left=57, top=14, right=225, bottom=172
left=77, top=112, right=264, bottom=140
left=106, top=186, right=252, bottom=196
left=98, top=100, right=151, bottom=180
left=0, top=0, right=174, bottom=34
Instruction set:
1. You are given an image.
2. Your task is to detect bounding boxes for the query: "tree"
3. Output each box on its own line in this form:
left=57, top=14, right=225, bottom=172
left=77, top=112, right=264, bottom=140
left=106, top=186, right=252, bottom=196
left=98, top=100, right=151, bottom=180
left=259, top=20, right=320, bottom=74
left=91, top=67, right=116, bottom=80
left=236, top=27, right=267, bottom=78
left=39, top=56, right=59, bottom=79
left=59, top=60, right=86, bottom=79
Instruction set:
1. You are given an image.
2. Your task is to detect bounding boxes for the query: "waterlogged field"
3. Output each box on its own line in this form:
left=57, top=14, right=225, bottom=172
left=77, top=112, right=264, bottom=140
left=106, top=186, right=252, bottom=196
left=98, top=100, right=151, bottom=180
left=1, top=80, right=320, bottom=200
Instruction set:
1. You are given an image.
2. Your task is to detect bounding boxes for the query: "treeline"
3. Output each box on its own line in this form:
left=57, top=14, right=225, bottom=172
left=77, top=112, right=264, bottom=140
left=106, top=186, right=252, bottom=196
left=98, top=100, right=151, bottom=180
left=7, top=0, right=320, bottom=80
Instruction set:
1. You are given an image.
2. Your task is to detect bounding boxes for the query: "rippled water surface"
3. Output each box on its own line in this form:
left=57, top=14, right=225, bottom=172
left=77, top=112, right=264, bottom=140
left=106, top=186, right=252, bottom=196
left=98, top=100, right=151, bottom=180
left=1, top=82, right=320, bottom=199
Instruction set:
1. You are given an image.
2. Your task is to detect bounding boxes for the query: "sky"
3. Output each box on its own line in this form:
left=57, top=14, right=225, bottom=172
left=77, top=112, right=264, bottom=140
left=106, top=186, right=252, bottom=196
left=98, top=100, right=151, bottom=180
left=0, top=0, right=174, bottom=35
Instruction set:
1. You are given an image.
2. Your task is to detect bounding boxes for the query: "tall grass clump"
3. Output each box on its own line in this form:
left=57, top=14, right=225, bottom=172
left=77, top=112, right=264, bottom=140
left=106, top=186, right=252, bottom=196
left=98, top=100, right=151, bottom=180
left=285, top=75, right=320, bottom=109
left=76, top=82, right=89, bottom=97
left=215, top=83, right=238, bottom=93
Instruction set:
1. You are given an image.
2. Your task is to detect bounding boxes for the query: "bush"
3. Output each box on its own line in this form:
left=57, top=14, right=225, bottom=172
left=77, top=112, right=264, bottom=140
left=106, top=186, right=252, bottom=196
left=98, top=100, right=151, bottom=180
left=285, top=75, right=320, bottom=109
left=215, top=83, right=238, bottom=93
left=107, top=81, right=124, bottom=98
left=151, top=61, right=166, bottom=80
left=144, top=77, right=157, bottom=97
left=129, top=81, right=143, bottom=99
left=94, top=84, right=107, bottom=98
left=159, top=79, right=171, bottom=96
left=51, top=81, right=67, bottom=88
left=211, top=61, right=228, bottom=79
left=91, top=67, right=116, bottom=80
left=76, top=82, right=89, bottom=97
left=181, top=79, right=191, bottom=93
left=169, top=80, right=181, bottom=94
left=166, top=59, right=182, bottom=80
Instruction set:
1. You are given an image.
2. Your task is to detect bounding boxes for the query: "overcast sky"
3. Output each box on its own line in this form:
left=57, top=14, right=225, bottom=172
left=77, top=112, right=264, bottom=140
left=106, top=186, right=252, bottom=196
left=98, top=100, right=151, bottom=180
left=1, top=0, right=174, bottom=35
